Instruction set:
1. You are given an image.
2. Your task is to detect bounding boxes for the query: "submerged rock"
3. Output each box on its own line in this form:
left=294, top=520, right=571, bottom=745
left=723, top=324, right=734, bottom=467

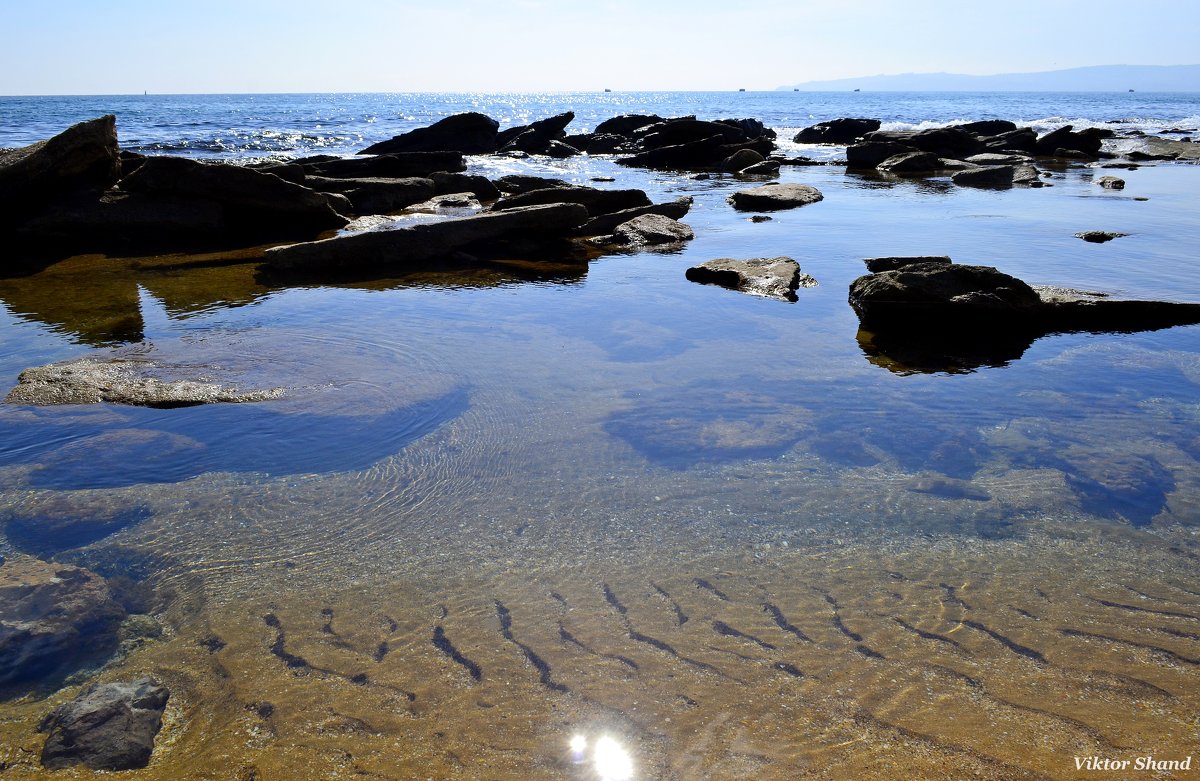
left=728, top=183, right=823, bottom=211
left=686, top=257, right=815, bottom=301
left=0, top=556, right=126, bottom=687
left=5, top=358, right=285, bottom=408
left=39, top=677, right=169, bottom=771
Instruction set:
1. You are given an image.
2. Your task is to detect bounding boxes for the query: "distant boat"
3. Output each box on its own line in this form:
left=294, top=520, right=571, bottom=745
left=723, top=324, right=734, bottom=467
left=1128, top=88, right=1135, bottom=92
left=738, top=88, right=746, bottom=92
left=793, top=88, right=798, bottom=92
left=853, top=88, right=860, bottom=92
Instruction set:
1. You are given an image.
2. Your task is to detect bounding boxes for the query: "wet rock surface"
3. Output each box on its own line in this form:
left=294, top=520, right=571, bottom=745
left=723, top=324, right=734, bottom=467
left=0, top=556, right=126, bottom=687
left=39, top=677, right=169, bottom=770
left=604, top=213, right=694, bottom=247
left=6, top=357, right=285, bottom=408
left=727, top=183, right=823, bottom=211
left=686, top=257, right=815, bottom=301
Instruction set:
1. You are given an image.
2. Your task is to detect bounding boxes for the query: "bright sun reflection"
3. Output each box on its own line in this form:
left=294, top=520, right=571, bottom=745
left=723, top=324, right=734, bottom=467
left=569, top=734, right=588, bottom=756
left=593, top=735, right=634, bottom=781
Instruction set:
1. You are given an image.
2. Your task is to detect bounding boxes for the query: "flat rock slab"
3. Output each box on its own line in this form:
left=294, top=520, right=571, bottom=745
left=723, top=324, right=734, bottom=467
left=686, top=257, right=816, bottom=301
left=39, top=677, right=169, bottom=771
left=728, top=183, right=823, bottom=211
left=6, top=358, right=285, bottom=408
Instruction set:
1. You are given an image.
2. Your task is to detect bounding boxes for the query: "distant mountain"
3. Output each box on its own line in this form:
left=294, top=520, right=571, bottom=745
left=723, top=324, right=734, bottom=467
left=779, top=64, right=1200, bottom=92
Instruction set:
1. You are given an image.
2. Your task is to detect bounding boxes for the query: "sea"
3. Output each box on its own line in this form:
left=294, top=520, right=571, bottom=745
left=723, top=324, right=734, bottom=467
left=1, top=91, right=1199, bottom=780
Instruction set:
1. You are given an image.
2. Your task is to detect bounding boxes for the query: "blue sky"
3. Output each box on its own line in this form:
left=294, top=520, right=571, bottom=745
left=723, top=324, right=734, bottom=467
left=2, top=0, right=1197, bottom=94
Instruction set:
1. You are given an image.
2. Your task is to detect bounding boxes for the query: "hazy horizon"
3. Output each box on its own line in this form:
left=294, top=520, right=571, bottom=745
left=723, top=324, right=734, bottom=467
left=3, top=0, right=1199, bottom=96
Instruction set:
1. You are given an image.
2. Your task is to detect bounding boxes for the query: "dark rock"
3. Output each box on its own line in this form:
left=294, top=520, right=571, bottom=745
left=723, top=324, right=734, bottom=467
left=360, top=112, right=499, bottom=155
left=864, top=256, right=952, bottom=273
left=605, top=214, right=694, bottom=246
left=686, top=257, right=815, bottom=301
left=1096, top=175, right=1126, bottom=189
left=305, top=175, right=435, bottom=214
left=0, top=556, right=126, bottom=686
left=865, top=127, right=984, bottom=159
left=39, top=677, right=169, bottom=770
left=846, top=141, right=915, bottom=169
left=574, top=196, right=693, bottom=236
left=118, top=156, right=347, bottom=239
left=1034, top=125, right=1103, bottom=157
left=494, top=174, right=573, bottom=194
left=951, top=165, right=1015, bottom=188
left=717, top=117, right=774, bottom=140
left=1062, top=450, right=1173, bottom=527
left=1075, top=231, right=1128, bottom=243
left=739, top=161, right=781, bottom=177
left=953, top=120, right=1018, bottom=136
left=793, top=118, right=881, bottom=144
left=615, top=134, right=726, bottom=170
left=964, top=153, right=1031, bottom=166
left=263, top=203, right=588, bottom=272
left=728, top=183, right=823, bottom=211
left=582, top=134, right=628, bottom=154
left=594, top=114, right=668, bottom=136
left=1013, top=164, right=1047, bottom=187
left=721, top=148, right=765, bottom=172
left=248, top=161, right=307, bottom=184
left=0, top=116, right=120, bottom=217
left=876, top=151, right=943, bottom=173
left=637, top=119, right=747, bottom=149
left=6, top=356, right=284, bottom=407
left=982, top=128, right=1038, bottom=154
left=497, top=112, right=576, bottom=154
left=118, top=150, right=147, bottom=178
left=492, top=186, right=651, bottom=216
left=300, top=152, right=464, bottom=178
left=543, top=140, right=582, bottom=158
left=429, top=172, right=500, bottom=201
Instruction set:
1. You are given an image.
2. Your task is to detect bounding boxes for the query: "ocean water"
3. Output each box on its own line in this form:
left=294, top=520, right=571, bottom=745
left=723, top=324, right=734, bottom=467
left=1, top=92, right=1200, bottom=780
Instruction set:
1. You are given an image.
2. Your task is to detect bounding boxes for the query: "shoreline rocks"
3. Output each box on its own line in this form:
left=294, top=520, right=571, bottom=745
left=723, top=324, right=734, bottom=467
left=686, top=257, right=815, bottom=301
left=728, top=183, right=823, bottom=211
left=39, top=677, right=169, bottom=771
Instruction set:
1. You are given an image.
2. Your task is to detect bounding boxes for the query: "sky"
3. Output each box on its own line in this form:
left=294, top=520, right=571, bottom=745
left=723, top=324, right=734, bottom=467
left=1, top=0, right=1197, bottom=95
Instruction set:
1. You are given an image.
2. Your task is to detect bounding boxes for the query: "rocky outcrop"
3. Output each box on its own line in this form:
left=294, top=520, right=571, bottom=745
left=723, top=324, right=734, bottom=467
left=686, top=257, right=815, bottom=301
left=429, top=172, right=501, bottom=200
left=722, top=148, right=765, bottom=172
left=0, top=116, right=120, bottom=217
left=39, top=677, right=169, bottom=771
left=793, top=118, right=881, bottom=144
left=0, top=556, right=126, bottom=686
left=263, top=203, right=588, bottom=272
left=728, top=183, right=823, bottom=211
left=877, top=151, right=943, bottom=173
left=497, top=111, right=576, bottom=154
left=951, top=165, right=1015, bottom=187
left=492, top=185, right=651, bottom=216
left=1034, top=125, right=1105, bottom=157
left=360, top=112, right=500, bottom=155
left=603, top=214, right=694, bottom=247
left=5, top=357, right=285, bottom=407
left=304, top=175, right=435, bottom=214
left=574, top=196, right=693, bottom=236
left=299, top=152, right=464, bottom=179
left=613, top=117, right=776, bottom=171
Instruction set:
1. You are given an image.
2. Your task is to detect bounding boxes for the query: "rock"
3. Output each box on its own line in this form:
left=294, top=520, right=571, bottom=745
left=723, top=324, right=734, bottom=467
left=1075, top=231, right=1128, bottom=243
left=0, top=116, right=120, bottom=217
left=953, top=120, right=1018, bottom=136
left=5, top=357, right=285, bottom=407
left=1096, top=175, right=1126, bottom=189
left=300, top=152, right=465, bottom=178
left=616, top=134, right=726, bottom=169
left=360, top=112, right=500, bottom=154
left=964, top=153, right=1031, bottom=166
left=739, top=160, right=781, bottom=177
left=1034, top=125, right=1104, bottom=157
left=638, top=119, right=747, bottom=149
left=39, top=677, right=169, bottom=771
left=685, top=257, right=815, bottom=301
left=864, top=256, right=952, bottom=273
left=0, top=556, right=126, bottom=686
left=118, top=156, right=348, bottom=240
left=606, top=214, right=694, bottom=246
left=865, top=127, right=984, bottom=159
left=876, top=151, right=942, bottom=173
left=981, top=127, right=1038, bottom=154
left=494, top=174, right=573, bottom=194
left=594, top=114, right=667, bottom=136
left=728, top=183, right=823, bottom=211
left=846, top=140, right=915, bottom=169
left=3, top=496, right=153, bottom=558
left=721, top=148, right=765, bottom=172
left=574, top=196, right=693, bottom=236
left=793, top=117, right=881, bottom=144
left=305, top=175, right=435, bottom=213
left=492, top=186, right=651, bottom=216
left=582, top=134, right=628, bottom=154
left=263, top=203, right=588, bottom=272
left=1012, top=165, right=1047, bottom=187
left=951, top=165, right=1015, bottom=187
left=497, top=112, right=575, bottom=153
left=717, top=117, right=774, bottom=140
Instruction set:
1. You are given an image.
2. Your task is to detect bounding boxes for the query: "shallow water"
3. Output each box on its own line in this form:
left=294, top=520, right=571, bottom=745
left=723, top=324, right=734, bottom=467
left=2, top=102, right=1200, bottom=779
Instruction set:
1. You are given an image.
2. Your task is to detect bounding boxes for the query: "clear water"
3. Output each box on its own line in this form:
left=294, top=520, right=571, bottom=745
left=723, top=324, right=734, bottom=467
left=1, top=93, right=1199, bottom=780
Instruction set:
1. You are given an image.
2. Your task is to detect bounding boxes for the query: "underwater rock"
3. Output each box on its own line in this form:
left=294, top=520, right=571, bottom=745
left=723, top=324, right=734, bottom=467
left=1060, top=450, right=1174, bottom=527
left=727, top=183, right=823, bottom=211
left=0, top=555, right=126, bottom=687
left=5, top=357, right=284, bottom=408
left=686, top=257, right=814, bottom=301
left=3, top=495, right=153, bottom=558
left=39, top=677, right=169, bottom=771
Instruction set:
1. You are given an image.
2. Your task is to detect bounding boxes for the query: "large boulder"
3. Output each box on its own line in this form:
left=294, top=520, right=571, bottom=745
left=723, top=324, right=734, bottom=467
left=39, top=677, right=169, bottom=771
left=605, top=214, right=694, bottom=247
left=636, top=119, right=747, bottom=149
left=360, top=112, right=500, bottom=155
left=686, top=257, right=815, bottom=301
left=865, top=127, right=984, bottom=159
left=0, top=556, right=126, bottom=686
left=594, top=114, right=668, bottom=136
left=497, top=112, right=576, bottom=153
left=846, top=140, right=915, bottom=169
left=728, top=183, right=823, bottom=211
left=951, top=165, right=1015, bottom=188
left=263, top=202, right=588, bottom=272
left=877, top=151, right=943, bottom=174
left=793, top=118, right=881, bottom=144
left=0, top=116, right=120, bottom=217
left=1034, top=125, right=1105, bottom=157
left=982, top=128, right=1038, bottom=154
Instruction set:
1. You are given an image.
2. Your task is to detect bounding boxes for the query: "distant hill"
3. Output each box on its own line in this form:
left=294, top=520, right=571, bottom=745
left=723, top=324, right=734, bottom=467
left=779, top=64, right=1200, bottom=92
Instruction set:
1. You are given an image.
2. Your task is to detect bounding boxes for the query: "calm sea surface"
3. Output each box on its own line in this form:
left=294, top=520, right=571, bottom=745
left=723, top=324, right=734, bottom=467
left=1, top=92, right=1199, bottom=780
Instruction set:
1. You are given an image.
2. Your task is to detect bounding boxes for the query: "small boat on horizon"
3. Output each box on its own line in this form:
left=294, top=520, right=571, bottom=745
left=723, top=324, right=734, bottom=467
left=604, top=88, right=612, bottom=92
